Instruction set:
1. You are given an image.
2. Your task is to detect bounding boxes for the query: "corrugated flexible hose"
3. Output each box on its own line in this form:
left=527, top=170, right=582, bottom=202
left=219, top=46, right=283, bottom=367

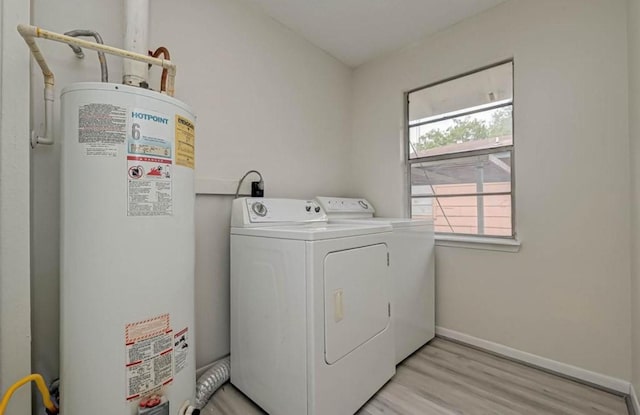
left=194, top=356, right=230, bottom=409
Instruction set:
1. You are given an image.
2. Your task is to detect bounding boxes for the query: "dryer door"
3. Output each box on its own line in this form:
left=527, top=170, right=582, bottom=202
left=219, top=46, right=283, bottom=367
left=324, top=243, right=390, bottom=364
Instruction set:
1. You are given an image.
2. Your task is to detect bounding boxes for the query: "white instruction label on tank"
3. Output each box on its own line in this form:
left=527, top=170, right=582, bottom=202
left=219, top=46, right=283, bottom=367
left=78, top=103, right=127, bottom=157
left=125, top=315, right=174, bottom=401
left=127, top=156, right=173, bottom=216
left=173, top=327, right=189, bottom=374
left=127, top=108, right=173, bottom=216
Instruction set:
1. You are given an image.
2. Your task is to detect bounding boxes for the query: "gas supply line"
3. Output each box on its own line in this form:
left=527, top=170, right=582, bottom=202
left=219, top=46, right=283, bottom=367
left=63, top=29, right=109, bottom=83
left=0, top=374, right=58, bottom=415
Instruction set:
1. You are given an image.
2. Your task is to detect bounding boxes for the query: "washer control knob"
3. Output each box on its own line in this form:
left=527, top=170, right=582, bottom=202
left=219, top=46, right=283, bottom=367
left=305, top=205, right=312, bottom=212
left=314, top=206, right=321, bottom=213
left=358, top=200, right=369, bottom=209
left=252, top=202, right=267, bottom=217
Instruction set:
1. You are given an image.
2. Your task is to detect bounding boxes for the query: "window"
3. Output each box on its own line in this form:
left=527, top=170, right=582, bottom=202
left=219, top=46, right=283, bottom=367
left=407, top=61, right=514, bottom=238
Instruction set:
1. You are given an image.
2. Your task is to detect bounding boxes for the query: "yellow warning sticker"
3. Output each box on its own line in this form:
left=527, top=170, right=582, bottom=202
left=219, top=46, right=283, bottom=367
left=175, top=115, right=195, bottom=169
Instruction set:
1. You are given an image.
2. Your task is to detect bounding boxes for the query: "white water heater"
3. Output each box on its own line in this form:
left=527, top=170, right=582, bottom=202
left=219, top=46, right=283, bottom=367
left=59, top=82, right=196, bottom=414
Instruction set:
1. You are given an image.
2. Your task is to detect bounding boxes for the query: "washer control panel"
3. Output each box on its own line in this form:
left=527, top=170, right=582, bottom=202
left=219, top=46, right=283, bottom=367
left=316, top=197, right=375, bottom=214
left=243, top=198, right=326, bottom=224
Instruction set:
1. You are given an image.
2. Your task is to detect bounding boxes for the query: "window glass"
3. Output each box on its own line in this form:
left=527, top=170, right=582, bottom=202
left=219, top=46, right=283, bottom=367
left=410, top=152, right=511, bottom=197
left=407, top=61, right=514, bottom=238
left=409, top=106, right=512, bottom=159
left=409, top=62, right=513, bottom=124
left=412, top=195, right=512, bottom=236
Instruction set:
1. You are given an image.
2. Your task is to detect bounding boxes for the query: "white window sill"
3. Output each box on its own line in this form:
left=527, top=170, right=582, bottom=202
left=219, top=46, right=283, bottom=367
left=435, top=234, right=521, bottom=253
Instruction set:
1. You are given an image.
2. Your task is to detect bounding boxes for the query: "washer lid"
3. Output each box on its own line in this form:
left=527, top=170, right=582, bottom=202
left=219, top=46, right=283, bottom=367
left=230, top=222, right=391, bottom=240
left=328, top=217, right=432, bottom=229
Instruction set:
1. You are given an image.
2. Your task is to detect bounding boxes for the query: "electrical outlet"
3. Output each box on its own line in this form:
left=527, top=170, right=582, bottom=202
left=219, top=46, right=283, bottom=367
left=251, top=181, right=264, bottom=197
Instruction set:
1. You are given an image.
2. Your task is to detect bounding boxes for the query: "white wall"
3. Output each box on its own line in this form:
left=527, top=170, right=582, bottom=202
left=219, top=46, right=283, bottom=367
left=350, top=0, right=632, bottom=380
left=1, top=0, right=32, bottom=413
left=148, top=0, right=352, bottom=367
left=29, top=0, right=352, bottom=398
left=629, top=0, right=640, bottom=399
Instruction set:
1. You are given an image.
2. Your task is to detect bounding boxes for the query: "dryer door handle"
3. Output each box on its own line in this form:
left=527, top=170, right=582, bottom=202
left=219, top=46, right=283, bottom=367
left=334, top=289, right=344, bottom=322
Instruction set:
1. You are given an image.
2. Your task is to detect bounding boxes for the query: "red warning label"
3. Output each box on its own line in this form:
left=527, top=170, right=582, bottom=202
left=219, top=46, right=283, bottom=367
left=126, top=314, right=170, bottom=344
left=125, top=314, right=174, bottom=401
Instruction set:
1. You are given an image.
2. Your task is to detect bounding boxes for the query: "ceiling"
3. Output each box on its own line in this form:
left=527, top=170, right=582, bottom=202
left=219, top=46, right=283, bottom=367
left=244, top=0, right=509, bottom=67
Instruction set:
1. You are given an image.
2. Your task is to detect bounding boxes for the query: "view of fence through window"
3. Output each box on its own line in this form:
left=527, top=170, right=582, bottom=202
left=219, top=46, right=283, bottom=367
left=408, top=61, right=514, bottom=237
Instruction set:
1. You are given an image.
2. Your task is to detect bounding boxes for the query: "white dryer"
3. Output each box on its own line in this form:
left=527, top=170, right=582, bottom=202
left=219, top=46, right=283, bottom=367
left=230, top=198, right=396, bottom=415
left=316, top=197, right=435, bottom=364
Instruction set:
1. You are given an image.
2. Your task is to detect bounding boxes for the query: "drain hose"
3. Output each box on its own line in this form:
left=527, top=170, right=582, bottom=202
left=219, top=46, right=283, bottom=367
left=194, top=356, right=230, bottom=409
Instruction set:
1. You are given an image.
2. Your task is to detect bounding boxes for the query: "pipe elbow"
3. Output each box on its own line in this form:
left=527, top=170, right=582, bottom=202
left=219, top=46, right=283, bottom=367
left=16, top=23, right=37, bottom=38
left=44, top=73, right=55, bottom=88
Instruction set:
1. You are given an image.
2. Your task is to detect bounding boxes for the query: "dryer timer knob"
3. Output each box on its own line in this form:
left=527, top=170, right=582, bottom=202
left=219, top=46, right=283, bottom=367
left=252, top=202, right=268, bottom=217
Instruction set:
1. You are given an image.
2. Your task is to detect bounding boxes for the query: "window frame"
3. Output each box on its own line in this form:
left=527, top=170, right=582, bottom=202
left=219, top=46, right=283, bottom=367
left=405, top=59, right=516, bottom=240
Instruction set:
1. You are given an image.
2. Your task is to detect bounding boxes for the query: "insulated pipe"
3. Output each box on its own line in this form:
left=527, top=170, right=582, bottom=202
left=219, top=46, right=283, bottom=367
left=17, top=24, right=178, bottom=146
left=17, top=25, right=176, bottom=93
left=63, top=29, right=109, bottom=82
left=16, top=25, right=54, bottom=146
left=41, top=89, right=54, bottom=147
left=124, top=0, right=149, bottom=87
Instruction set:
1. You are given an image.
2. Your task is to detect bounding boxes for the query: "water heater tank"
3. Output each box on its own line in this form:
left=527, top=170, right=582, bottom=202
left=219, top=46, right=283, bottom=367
left=59, top=82, right=196, bottom=414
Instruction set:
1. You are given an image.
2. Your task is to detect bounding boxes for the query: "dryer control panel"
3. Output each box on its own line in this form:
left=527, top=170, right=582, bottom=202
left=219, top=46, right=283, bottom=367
left=231, top=198, right=327, bottom=227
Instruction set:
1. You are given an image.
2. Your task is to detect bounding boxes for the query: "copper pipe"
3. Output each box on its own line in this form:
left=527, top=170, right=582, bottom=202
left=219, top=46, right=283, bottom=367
left=149, top=46, right=170, bottom=92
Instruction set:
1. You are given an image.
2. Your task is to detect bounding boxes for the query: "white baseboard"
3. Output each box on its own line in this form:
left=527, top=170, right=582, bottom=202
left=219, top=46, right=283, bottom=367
left=435, top=327, right=631, bottom=394
left=630, top=383, right=640, bottom=414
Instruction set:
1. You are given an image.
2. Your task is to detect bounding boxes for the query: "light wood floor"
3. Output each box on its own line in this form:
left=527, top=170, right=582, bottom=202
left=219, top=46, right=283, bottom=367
left=202, top=338, right=630, bottom=415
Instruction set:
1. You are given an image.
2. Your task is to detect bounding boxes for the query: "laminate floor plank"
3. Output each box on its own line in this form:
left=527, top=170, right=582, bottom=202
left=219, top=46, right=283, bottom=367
left=389, top=364, right=525, bottom=415
left=203, top=338, right=629, bottom=415
left=395, top=356, right=546, bottom=414
left=430, top=339, right=623, bottom=408
left=416, top=342, right=622, bottom=415
left=358, top=381, right=461, bottom=415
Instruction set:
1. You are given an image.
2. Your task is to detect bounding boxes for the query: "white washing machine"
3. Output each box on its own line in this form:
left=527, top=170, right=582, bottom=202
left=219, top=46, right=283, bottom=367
left=316, top=197, right=435, bottom=364
left=230, top=198, right=396, bottom=415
